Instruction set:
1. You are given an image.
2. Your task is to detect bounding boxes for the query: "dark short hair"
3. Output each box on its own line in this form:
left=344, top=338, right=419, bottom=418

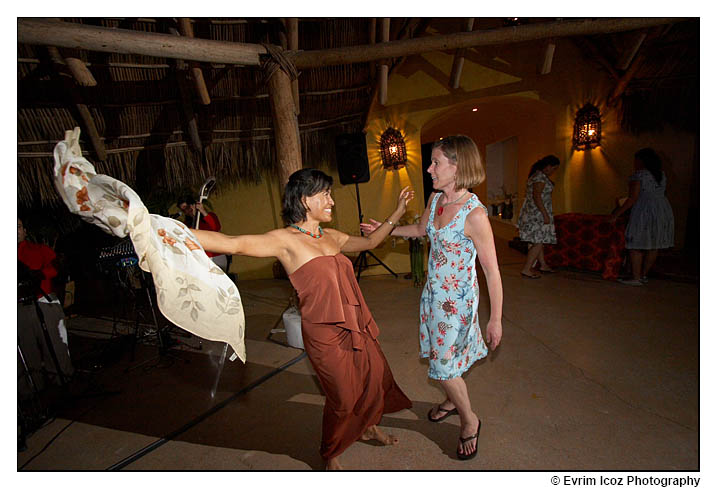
left=529, top=155, right=560, bottom=177
left=635, top=147, right=663, bottom=185
left=281, top=169, right=333, bottom=225
left=177, top=194, right=196, bottom=207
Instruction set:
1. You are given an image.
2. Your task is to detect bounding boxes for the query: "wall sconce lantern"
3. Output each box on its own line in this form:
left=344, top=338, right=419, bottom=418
left=572, top=103, right=601, bottom=151
left=380, top=127, right=407, bottom=170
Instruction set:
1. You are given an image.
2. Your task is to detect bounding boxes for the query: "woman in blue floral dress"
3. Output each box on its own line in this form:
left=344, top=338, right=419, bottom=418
left=366, top=135, right=503, bottom=460
left=609, top=147, right=675, bottom=286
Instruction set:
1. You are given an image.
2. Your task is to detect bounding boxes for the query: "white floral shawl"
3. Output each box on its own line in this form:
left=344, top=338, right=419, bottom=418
left=52, top=128, right=246, bottom=362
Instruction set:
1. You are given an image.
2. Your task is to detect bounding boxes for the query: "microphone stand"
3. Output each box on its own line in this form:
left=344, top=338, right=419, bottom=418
left=193, top=176, right=216, bottom=230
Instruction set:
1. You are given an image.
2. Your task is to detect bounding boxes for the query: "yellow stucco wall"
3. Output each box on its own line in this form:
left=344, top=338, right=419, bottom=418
left=193, top=36, right=696, bottom=280
left=365, top=38, right=696, bottom=251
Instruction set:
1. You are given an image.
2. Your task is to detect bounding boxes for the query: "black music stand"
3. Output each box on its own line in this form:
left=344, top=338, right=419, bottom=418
left=124, top=270, right=189, bottom=373
left=352, top=183, right=397, bottom=279
left=97, top=240, right=189, bottom=373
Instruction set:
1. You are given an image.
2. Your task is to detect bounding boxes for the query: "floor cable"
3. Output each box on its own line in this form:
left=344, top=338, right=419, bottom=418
left=106, top=351, right=307, bottom=470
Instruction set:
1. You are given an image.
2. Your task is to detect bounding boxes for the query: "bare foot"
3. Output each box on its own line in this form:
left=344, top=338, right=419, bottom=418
left=457, top=413, right=480, bottom=459
left=361, top=425, right=399, bottom=445
left=326, top=457, right=343, bottom=470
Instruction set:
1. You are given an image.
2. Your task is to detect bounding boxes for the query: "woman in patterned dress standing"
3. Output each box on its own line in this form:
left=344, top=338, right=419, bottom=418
left=364, top=135, right=503, bottom=460
left=517, top=155, right=561, bottom=278
left=609, top=148, right=674, bottom=285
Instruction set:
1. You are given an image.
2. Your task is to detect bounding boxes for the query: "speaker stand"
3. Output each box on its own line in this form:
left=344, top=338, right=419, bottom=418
left=352, top=183, right=397, bottom=280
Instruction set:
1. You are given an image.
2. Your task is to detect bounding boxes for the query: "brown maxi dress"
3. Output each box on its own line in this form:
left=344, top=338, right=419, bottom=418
left=288, top=253, right=412, bottom=460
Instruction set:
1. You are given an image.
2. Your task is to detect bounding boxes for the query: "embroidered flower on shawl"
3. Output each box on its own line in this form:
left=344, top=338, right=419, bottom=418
left=184, top=238, right=201, bottom=251
left=430, top=348, right=439, bottom=360
left=436, top=337, right=444, bottom=346
left=76, top=186, right=91, bottom=211
left=157, top=229, right=177, bottom=246
left=460, top=314, right=470, bottom=326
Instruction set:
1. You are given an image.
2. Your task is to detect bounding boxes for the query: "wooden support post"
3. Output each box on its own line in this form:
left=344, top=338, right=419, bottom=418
left=267, top=67, right=302, bottom=186
left=540, top=39, right=556, bottom=75
left=286, top=18, right=300, bottom=115
left=46, top=46, right=106, bottom=160
left=449, top=18, right=474, bottom=89
left=378, top=18, right=390, bottom=106
left=178, top=18, right=211, bottom=105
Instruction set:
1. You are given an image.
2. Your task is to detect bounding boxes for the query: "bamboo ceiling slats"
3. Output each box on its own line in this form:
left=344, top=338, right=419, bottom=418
left=18, top=17, right=696, bottom=209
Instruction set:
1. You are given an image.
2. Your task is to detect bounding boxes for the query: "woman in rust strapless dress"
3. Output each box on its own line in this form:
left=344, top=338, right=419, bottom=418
left=193, top=168, right=414, bottom=470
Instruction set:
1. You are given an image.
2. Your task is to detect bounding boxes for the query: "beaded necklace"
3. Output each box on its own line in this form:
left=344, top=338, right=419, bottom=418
left=290, top=223, right=323, bottom=239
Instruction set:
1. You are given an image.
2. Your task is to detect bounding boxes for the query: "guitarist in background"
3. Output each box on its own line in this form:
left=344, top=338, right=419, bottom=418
left=176, top=194, right=228, bottom=272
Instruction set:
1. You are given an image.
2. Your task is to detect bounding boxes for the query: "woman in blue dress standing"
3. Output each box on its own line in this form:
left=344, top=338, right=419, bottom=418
left=610, top=148, right=674, bottom=285
left=363, top=135, right=503, bottom=460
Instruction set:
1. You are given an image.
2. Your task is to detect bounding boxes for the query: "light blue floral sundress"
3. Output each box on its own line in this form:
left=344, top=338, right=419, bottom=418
left=419, top=193, right=489, bottom=380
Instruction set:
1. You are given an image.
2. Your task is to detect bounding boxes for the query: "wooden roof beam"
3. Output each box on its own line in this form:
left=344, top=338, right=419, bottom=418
left=292, top=17, right=682, bottom=69
left=169, top=27, right=203, bottom=151
left=46, top=46, right=106, bottom=160
left=617, top=30, right=648, bottom=70
left=18, top=18, right=266, bottom=66
left=608, top=26, right=666, bottom=106
left=571, top=36, right=620, bottom=80
left=539, top=39, right=556, bottom=75
left=19, top=17, right=682, bottom=70
left=177, top=18, right=211, bottom=105
left=378, top=18, right=391, bottom=106
left=449, top=18, right=474, bottom=89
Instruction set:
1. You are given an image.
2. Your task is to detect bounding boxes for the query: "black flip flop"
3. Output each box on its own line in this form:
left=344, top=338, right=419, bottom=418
left=427, top=405, right=458, bottom=422
left=457, top=420, right=482, bottom=460
left=521, top=272, right=541, bottom=279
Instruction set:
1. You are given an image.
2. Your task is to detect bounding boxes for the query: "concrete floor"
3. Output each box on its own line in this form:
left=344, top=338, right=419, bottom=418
left=17, top=237, right=699, bottom=472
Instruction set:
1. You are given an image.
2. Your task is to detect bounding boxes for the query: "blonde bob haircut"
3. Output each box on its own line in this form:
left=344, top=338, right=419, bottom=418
left=432, top=135, right=486, bottom=191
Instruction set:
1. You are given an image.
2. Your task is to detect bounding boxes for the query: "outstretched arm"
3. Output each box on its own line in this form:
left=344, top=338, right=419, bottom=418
left=192, top=228, right=286, bottom=259
left=359, top=191, right=434, bottom=238
left=465, top=208, right=503, bottom=351
left=336, top=186, right=414, bottom=253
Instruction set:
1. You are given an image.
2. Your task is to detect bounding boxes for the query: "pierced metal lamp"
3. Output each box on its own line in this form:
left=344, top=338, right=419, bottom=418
left=573, top=104, right=602, bottom=151
left=380, top=127, right=407, bottom=170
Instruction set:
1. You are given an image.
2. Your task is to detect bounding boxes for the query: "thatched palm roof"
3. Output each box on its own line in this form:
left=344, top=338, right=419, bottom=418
left=17, top=17, right=698, bottom=213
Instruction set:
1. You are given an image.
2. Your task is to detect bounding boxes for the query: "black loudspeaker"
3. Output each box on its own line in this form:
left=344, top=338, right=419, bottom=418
left=335, top=133, right=370, bottom=185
